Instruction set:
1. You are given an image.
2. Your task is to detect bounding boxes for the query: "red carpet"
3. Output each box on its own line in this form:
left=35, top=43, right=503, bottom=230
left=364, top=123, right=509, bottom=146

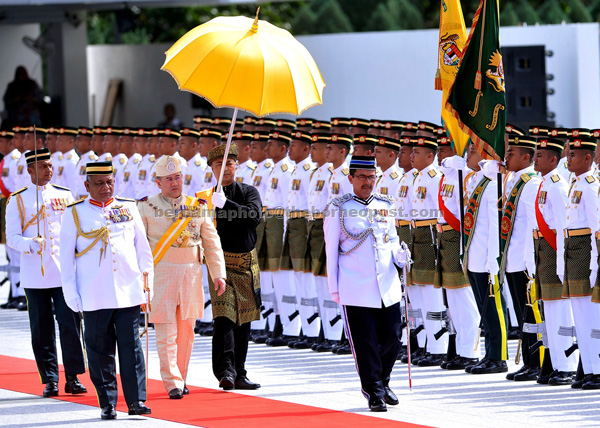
left=0, top=355, right=428, bottom=427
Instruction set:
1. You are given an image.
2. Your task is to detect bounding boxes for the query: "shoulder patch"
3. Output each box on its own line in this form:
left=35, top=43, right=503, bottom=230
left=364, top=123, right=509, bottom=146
left=428, top=169, right=437, bottom=178
left=551, top=174, right=560, bottom=183
left=390, top=171, right=399, bottom=180
left=134, top=158, right=140, bottom=164
left=342, top=168, right=350, bottom=176
left=373, top=193, right=395, bottom=204
left=66, top=199, right=84, bottom=207
left=67, top=154, right=73, bottom=160
left=119, top=157, right=125, bottom=164
left=51, top=184, right=71, bottom=191
left=59, top=154, right=64, bottom=161
left=328, top=166, right=334, bottom=174
left=10, top=187, right=27, bottom=197
left=303, top=163, right=311, bottom=171
left=115, top=196, right=136, bottom=202
left=90, top=154, right=98, bottom=161
left=521, top=173, right=532, bottom=183
left=249, top=163, right=257, bottom=170
left=586, top=175, right=595, bottom=184
left=195, top=160, right=202, bottom=167
left=12, top=153, right=19, bottom=159
left=281, top=164, right=288, bottom=172
left=150, top=155, right=156, bottom=162
left=265, top=161, right=273, bottom=169
left=413, top=171, right=418, bottom=178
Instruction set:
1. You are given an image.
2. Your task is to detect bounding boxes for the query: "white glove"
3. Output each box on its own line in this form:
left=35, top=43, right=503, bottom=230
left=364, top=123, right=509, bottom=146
left=67, top=296, right=83, bottom=313
left=487, top=260, right=500, bottom=279
left=28, top=237, right=44, bottom=253
left=590, top=270, right=597, bottom=289
left=212, top=191, right=227, bottom=209
left=395, top=241, right=412, bottom=270
left=442, top=155, right=466, bottom=170
left=479, top=160, right=502, bottom=180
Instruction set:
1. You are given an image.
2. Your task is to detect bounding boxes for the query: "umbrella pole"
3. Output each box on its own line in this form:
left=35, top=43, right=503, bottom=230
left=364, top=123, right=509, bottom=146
left=216, top=107, right=239, bottom=193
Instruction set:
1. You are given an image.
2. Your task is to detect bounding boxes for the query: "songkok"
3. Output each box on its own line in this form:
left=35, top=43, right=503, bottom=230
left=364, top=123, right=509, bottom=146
left=331, top=117, right=351, bottom=127
left=256, top=118, right=276, bottom=127
left=550, top=128, right=569, bottom=138
left=243, top=116, right=256, bottom=125
left=26, top=126, right=47, bottom=136
left=212, top=117, right=232, bottom=127
left=569, top=128, right=591, bottom=138
left=208, top=143, right=239, bottom=165
left=78, top=127, right=92, bottom=136
left=400, top=136, right=416, bottom=147
left=296, top=118, right=314, bottom=127
left=155, top=156, right=182, bottom=177
left=312, top=120, right=331, bottom=130
left=161, top=128, right=181, bottom=139
left=0, top=130, right=14, bottom=138
left=418, top=121, right=438, bottom=133
left=536, top=137, right=565, bottom=153
left=275, top=119, right=296, bottom=129
left=381, top=120, right=405, bottom=130
left=194, top=115, right=213, bottom=125
left=529, top=125, right=549, bottom=136
left=252, top=131, right=270, bottom=141
left=349, top=156, right=376, bottom=170
left=57, top=126, right=78, bottom=136
left=437, top=134, right=453, bottom=146
left=349, top=118, right=370, bottom=130
left=232, top=131, right=253, bottom=141
left=25, top=148, right=51, bottom=165
left=86, top=161, right=114, bottom=175
left=268, top=131, right=292, bottom=145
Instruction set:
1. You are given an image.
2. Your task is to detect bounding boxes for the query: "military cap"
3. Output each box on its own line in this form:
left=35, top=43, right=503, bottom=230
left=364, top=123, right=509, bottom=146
left=26, top=126, right=47, bottom=136
left=207, top=143, right=239, bottom=165
left=103, top=126, right=121, bottom=135
left=290, top=131, right=312, bottom=144
left=93, top=127, right=104, bottom=136
left=569, top=137, right=597, bottom=151
left=0, top=130, right=14, bottom=138
left=437, top=134, right=453, bottom=146
left=508, top=135, right=537, bottom=149
left=349, top=156, right=376, bottom=170
left=251, top=131, right=270, bottom=141
left=296, top=118, right=314, bottom=127
left=536, top=137, right=565, bottom=153
left=275, top=119, right=296, bottom=129
left=380, top=120, right=405, bottom=130
left=403, top=122, right=418, bottom=131
left=199, top=128, right=223, bottom=139
left=349, top=118, right=370, bottom=130
left=400, top=136, right=415, bottom=147
left=506, top=124, right=526, bottom=136
left=212, top=117, right=232, bottom=127
left=25, top=148, right=51, bottom=165
left=369, top=119, right=381, bottom=130
left=86, top=161, right=114, bottom=175
left=331, top=117, right=351, bottom=127
left=312, top=120, right=331, bottom=130
left=193, top=115, right=213, bottom=125
left=179, top=128, right=201, bottom=138
left=414, top=136, right=438, bottom=150
left=418, top=121, right=438, bottom=133
left=161, top=128, right=181, bottom=139
left=155, top=155, right=182, bottom=177
left=528, top=125, right=550, bottom=136
left=375, top=136, right=402, bottom=151
left=231, top=131, right=253, bottom=141
left=78, top=127, right=92, bottom=136
left=120, top=127, right=134, bottom=136
left=353, top=134, right=378, bottom=146
left=57, top=126, right=78, bottom=136
left=243, top=116, right=256, bottom=125
left=592, top=129, right=600, bottom=139
left=268, top=131, right=292, bottom=145
left=46, top=126, right=57, bottom=134
left=550, top=128, right=569, bottom=138
left=569, top=128, right=591, bottom=138
left=329, top=133, right=353, bottom=147
left=12, top=126, right=27, bottom=134
left=310, top=133, right=331, bottom=144
left=256, top=118, right=277, bottom=127
left=133, top=128, right=147, bottom=136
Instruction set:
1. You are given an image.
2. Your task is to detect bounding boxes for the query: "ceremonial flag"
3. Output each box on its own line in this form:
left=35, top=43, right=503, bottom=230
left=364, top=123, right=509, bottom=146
left=445, top=0, right=506, bottom=161
left=435, top=0, right=470, bottom=157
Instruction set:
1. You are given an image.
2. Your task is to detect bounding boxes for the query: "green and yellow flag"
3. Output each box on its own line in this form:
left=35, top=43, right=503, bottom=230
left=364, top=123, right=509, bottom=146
left=445, top=0, right=506, bottom=161
left=435, top=0, right=470, bottom=157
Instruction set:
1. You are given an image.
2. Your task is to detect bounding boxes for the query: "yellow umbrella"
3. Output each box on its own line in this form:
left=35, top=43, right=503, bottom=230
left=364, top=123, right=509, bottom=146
left=161, top=9, right=325, bottom=189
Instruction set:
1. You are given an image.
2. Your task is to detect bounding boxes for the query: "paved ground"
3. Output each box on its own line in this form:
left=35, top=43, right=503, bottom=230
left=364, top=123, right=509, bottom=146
left=0, top=249, right=599, bottom=427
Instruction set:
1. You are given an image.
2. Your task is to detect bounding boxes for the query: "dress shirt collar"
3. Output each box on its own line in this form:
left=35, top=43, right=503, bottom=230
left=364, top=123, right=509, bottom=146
left=89, top=197, right=114, bottom=208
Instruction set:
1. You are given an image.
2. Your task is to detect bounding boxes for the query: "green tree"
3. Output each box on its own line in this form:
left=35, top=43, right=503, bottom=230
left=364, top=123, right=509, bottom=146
left=314, top=0, right=354, bottom=34
left=500, top=2, right=520, bottom=26
left=338, top=0, right=382, bottom=31
left=365, top=2, right=398, bottom=31
left=567, top=0, right=593, bottom=22
left=539, top=0, right=570, bottom=24
left=515, top=0, right=541, bottom=25
left=397, top=0, right=424, bottom=30
left=291, top=5, right=318, bottom=35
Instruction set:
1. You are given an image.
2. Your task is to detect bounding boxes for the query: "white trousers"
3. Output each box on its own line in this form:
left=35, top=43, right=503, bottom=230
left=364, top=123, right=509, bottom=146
left=273, top=270, right=301, bottom=337
left=446, top=287, right=480, bottom=359
left=6, top=247, right=23, bottom=297
left=571, top=296, right=600, bottom=374
left=418, top=284, right=448, bottom=354
left=314, top=275, right=343, bottom=341
left=406, top=285, right=426, bottom=348
left=255, top=271, right=275, bottom=331
left=543, top=299, right=578, bottom=372
left=298, top=272, right=320, bottom=338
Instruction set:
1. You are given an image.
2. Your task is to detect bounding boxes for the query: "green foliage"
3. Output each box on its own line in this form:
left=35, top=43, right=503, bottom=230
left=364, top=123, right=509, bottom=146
left=567, top=0, right=593, bottom=22
left=291, top=5, right=318, bottom=35
left=539, top=0, right=570, bottom=24
left=314, top=0, right=354, bottom=33
left=500, top=2, right=520, bottom=26
left=515, top=0, right=541, bottom=25
left=397, top=0, right=425, bottom=29
left=365, top=3, right=398, bottom=31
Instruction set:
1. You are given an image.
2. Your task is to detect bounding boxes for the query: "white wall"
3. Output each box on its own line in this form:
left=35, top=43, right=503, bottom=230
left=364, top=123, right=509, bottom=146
left=86, top=23, right=600, bottom=128
left=0, top=24, right=43, bottom=114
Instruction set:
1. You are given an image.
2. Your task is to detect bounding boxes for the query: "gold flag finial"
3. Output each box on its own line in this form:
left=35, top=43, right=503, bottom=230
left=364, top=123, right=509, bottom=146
left=251, top=7, right=260, bottom=32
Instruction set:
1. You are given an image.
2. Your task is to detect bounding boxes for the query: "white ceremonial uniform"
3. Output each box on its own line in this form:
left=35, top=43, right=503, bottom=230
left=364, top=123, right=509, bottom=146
left=375, top=164, right=402, bottom=198
left=557, top=157, right=570, bottom=182
left=60, top=197, right=154, bottom=312
left=565, top=170, right=600, bottom=375
left=235, top=159, right=256, bottom=185
left=327, top=163, right=352, bottom=204
left=50, top=152, right=63, bottom=184
left=264, top=157, right=298, bottom=337
left=411, top=163, right=447, bottom=354
left=438, top=157, right=481, bottom=359
left=55, top=149, right=79, bottom=191
left=2, top=149, right=23, bottom=297
left=112, top=153, right=128, bottom=191
left=536, top=169, right=577, bottom=373
left=2, top=149, right=21, bottom=194
left=182, top=153, right=208, bottom=195
left=14, top=153, right=30, bottom=190
left=98, top=153, right=112, bottom=163
left=287, top=157, right=319, bottom=338
left=72, top=151, right=98, bottom=199
left=134, top=154, right=155, bottom=200
left=250, top=159, right=273, bottom=201
left=117, top=153, right=141, bottom=199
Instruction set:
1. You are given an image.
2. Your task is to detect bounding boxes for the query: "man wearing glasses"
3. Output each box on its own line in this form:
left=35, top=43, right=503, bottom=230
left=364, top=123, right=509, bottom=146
left=324, top=156, right=408, bottom=412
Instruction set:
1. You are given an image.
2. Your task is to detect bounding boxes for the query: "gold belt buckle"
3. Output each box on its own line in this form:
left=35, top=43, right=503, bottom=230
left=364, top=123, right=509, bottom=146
left=564, top=229, right=569, bottom=238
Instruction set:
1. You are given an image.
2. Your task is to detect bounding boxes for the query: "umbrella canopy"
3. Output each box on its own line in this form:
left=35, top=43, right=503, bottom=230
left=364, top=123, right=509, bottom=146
left=161, top=13, right=325, bottom=117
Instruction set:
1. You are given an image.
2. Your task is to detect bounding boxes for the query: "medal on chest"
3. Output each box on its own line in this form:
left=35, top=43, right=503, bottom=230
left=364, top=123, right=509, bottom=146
left=292, top=179, right=301, bottom=191
left=253, top=176, right=262, bottom=186
left=58, top=166, right=64, bottom=176
left=138, top=170, right=147, bottom=180
left=123, top=172, right=130, bottom=182
left=271, top=178, right=279, bottom=189
left=571, top=191, right=582, bottom=204
left=416, top=186, right=427, bottom=199
left=108, top=207, right=132, bottom=223
left=332, top=182, right=340, bottom=194
left=315, top=180, right=325, bottom=192
left=538, top=191, right=547, bottom=205
left=204, top=172, right=213, bottom=183
left=441, top=184, right=454, bottom=198
left=184, top=174, right=192, bottom=185
left=379, top=187, right=388, bottom=195
left=50, top=198, right=69, bottom=212
left=398, top=185, right=408, bottom=198
left=235, top=177, right=243, bottom=183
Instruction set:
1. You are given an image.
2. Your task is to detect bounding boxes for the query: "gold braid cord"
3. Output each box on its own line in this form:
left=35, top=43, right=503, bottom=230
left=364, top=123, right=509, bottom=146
left=71, top=205, right=109, bottom=265
left=17, top=194, right=46, bottom=234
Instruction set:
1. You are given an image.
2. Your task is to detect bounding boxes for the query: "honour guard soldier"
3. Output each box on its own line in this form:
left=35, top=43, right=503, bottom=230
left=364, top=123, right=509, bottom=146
left=501, top=135, right=542, bottom=382
left=193, top=115, right=213, bottom=130
left=307, top=133, right=342, bottom=352
left=352, top=134, right=376, bottom=157
left=348, top=118, right=370, bottom=138
left=177, top=128, right=206, bottom=195
left=409, top=136, right=448, bottom=366
left=60, top=161, right=154, bottom=419
left=262, top=131, right=298, bottom=346
left=374, top=136, right=402, bottom=196
left=324, top=155, right=407, bottom=412
left=435, top=137, right=481, bottom=370
left=104, top=127, right=128, bottom=190
left=232, top=131, right=256, bottom=185
left=97, top=128, right=114, bottom=163
left=462, top=144, right=508, bottom=375
left=198, top=128, right=221, bottom=188
left=564, top=136, right=600, bottom=390
left=135, top=129, right=157, bottom=200
left=138, top=156, right=226, bottom=398
left=330, top=118, right=351, bottom=135
left=16, top=126, right=45, bottom=190
left=73, top=127, right=97, bottom=200
left=281, top=131, right=319, bottom=349
left=532, top=136, right=578, bottom=385
left=380, top=120, right=405, bottom=141
left=116, top=128, right=138, bottom=199
left=91, top=127, right=105, bottom=158
left=550, top=128, right=571, bottom=181
left=205, top=144, right=263, bottom=390
left=45, top=127, right=61, bottom=184
left=5, top=148, right=87, bottom=398
left=55, top=127, right=80, bottom=190
left=248, top=131, right=274, bottom=340
left=295, top=118, right=313, bottom=132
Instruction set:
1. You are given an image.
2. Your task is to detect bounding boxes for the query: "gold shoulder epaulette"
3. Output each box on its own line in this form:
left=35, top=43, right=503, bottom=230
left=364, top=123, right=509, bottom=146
left=521, top=173, right=532, bottom=183
left=59, top=154, right=64, bottom=161
left=265, top=161, right=273, bottom=168
left=119, top=157, right=125, bottom=164
left=551, top=174, right=560, bottom=183
left=150, top=155, right=156, bottom=162
left=586, top=175, right=595, bottom=183
left=51, top=184, right=70, bottom=191
left=66, top=199, right=84, bottom=207
left=115, top=196, right=135, bottom=202
left=67, top=154, right=73, bottom=160
left=10, top=187, right=27, bottom=197
left=195, top=160, right=202, bottom=167
left=90, top=154, right=98, bottom=161
left=105, top=155, right=112, bottom=162
left=328, top=166, right=334, bottom=174
left=134, top=158, right=140, bottom=164
left=303, top=163, right=311, bottom=171
left=390, top=172, right=399, bottom=180
left=428, top=169, right=437, bottom=178
left=249, top=163, right=257, bottom=170
left=342, top=168, right=350, bottom=176
left=282, top=164, right=288, bottom=172
left=12, top=153, right=19, bottom=160
left=413, top=170, right=418, bottom=178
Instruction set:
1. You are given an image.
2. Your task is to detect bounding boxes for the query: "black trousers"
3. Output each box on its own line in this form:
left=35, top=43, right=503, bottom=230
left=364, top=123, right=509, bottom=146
left=24, top=287, right=85, bottom=384
left=505, top=271, right=540, bottom=369
left=212, top=317, right=251, bottom=380
left=343, top=302, right=401, bottom=401
left=467, top=271, right=509, bottom=361
left=84, top=305, right=146, bottom=408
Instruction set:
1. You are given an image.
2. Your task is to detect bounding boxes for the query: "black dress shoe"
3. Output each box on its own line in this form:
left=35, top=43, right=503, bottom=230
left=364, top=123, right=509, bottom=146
left=65, top=376, right=87, bottom=394
left=43, top=382, right=59, bottom=397
left=219, top=375, right=235, bottom=390
left=417, top=353, right=445, bottom=367
left=506, top=365, right=530, bottom=380
left=470, top=359, right=508, bottom=374
left=101, top=404, right=117, bottom=420
left=294, top=338, right=316, bottom=350
left=514, top=367, right=540, bottom=382
left=401, top=348, right=424, bottom=364
left=127, top=401, right=151, bottom=415
left=536, top=369, right=558, bottom=385
left=315, top=340, right=335, bottom=352
left=183, top=384, right=189, bottom=395
left=0, top=298, right=16, bottom=309
left=572, top=374, right=594, bottom=389
left=266, top=335, right=295, bottom=347
left=581, top=374, right=600, bottom=390
left=253, top=333, right=270, bottom=344
left=465, top=357, right=488, bottom=373
left=235, top=376, right=261, bottom=390
left=445, top=356, right=479, bottom=371
left=368, top=397, right=387, bottom=412
left=440, top=356, right=456, bottom=370
left=383, top=387, right=399, bottom=405
left=548, top=371, right=575, bottom=386
left=169, top=388, right=183, bottom=399
left=16, top=296, right=28, bottom=311
left=335, top=343, right=352, bottom=355
left=199, top=325, right=214, bottom=337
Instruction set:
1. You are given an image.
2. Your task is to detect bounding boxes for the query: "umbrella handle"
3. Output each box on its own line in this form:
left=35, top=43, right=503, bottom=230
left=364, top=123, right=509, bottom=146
left=216, top=107, right=239, bottom=193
